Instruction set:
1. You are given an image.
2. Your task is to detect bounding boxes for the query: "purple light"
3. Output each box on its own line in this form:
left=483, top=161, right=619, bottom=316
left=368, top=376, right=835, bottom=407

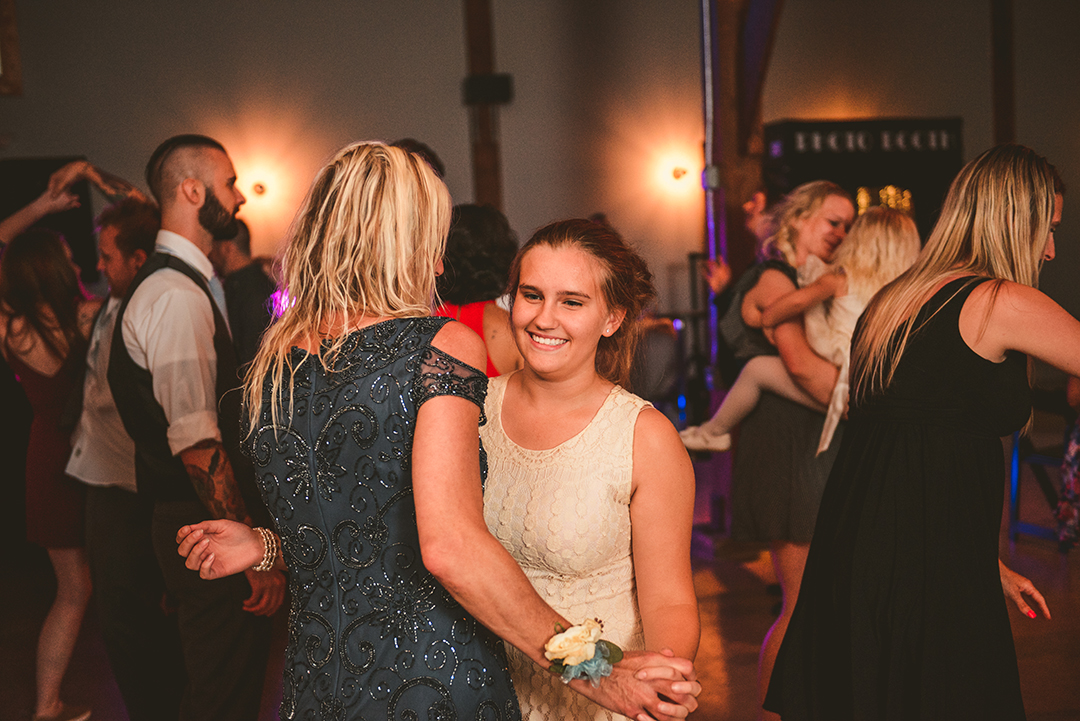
left=271, top=289, right=294, bottom=317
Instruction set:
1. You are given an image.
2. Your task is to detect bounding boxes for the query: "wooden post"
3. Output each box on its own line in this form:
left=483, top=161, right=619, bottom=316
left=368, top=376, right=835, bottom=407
left=463, top=0, right=503, bottom=210
left=991, top=0, right=1015, bottom=145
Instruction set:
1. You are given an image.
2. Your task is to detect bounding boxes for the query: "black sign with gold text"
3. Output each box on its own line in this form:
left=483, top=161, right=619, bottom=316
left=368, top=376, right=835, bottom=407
left=764, top=118, right=964, bottom=238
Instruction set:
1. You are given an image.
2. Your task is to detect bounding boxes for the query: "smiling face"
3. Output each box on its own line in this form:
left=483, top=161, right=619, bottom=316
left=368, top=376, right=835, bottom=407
left=511, top=244, right=626, bottom=382
left=795, top=194, right=855, bottom=263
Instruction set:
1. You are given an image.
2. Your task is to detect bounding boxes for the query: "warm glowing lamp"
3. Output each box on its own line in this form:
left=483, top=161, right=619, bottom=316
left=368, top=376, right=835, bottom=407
left=655, top=150, right=700, bottom=199
left=231, top=154, right=303, bottom=256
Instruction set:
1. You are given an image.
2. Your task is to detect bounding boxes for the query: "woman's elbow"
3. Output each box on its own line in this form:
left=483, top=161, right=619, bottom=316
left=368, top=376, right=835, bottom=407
left=419, top=529, right=467, bottom=585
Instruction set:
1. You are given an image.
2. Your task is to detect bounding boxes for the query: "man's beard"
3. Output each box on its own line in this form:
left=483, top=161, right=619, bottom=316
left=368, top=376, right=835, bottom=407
left=199, top=187, right=240, bottom=241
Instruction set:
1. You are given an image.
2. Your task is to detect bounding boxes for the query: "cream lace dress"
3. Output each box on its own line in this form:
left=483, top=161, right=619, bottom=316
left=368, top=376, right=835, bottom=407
left=481, top=374, right=650, bottom=720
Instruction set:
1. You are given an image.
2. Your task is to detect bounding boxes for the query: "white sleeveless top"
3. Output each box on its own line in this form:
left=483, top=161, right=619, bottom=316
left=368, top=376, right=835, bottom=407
left=482, top=374, right=651, bottom=720
left=798, top=255, right=870, bottom=453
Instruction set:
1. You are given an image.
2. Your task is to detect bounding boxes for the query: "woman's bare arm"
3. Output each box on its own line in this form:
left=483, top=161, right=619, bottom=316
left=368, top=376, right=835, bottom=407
left=741, top=268, right=797, bottom=330
left=630, top=408, right=700, bottom=661
left=772, top=320, right=839, bottom=406
left=965, top=281, right=1080, bottom=376
left=761, top=272, right=845, bottom=328
left=742, top=268, right=839, bottom=406
left=0, top=190, right=80, bottom=246
left=414, top=321, right=698, bottom=721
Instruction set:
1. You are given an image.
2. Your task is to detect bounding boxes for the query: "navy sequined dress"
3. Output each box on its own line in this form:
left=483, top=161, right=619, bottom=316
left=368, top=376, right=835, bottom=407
left=246, top=317, right=521, bottom=721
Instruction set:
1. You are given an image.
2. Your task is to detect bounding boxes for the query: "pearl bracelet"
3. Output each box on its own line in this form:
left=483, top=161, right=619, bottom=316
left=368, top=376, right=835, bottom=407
left=252, top=527, right=279, bottom=572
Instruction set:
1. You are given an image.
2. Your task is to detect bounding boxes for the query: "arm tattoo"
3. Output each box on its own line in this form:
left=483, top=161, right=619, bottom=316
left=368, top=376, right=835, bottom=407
left=182, top=439, right=252, bottom=524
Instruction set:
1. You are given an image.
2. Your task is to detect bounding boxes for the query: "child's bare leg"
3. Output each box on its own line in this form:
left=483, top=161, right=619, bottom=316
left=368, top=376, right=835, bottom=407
left=701, top=356, right=824, bottom=437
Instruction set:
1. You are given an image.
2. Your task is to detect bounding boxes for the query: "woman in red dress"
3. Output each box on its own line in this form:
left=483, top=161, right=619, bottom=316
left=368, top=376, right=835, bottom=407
left=1, top=228, right=100, bottom=721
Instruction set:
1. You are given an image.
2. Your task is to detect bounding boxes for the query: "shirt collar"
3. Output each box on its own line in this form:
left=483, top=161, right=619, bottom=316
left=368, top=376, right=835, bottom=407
left=155, top=229, right=215, bottom=281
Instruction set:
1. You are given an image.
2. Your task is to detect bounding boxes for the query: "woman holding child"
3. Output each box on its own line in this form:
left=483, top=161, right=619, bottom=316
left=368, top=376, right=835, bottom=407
left=707, top=181, right=857, bottom=719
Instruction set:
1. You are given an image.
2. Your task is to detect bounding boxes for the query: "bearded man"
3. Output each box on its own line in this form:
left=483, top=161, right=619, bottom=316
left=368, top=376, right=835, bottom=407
left=108, top=135, right=284, bottom=721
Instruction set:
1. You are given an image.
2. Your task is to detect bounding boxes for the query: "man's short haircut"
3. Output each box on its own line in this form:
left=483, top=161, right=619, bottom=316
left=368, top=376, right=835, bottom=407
left=145, top=134, right=227, bottom=204
left=228, top=218, right=252, bottom=256
left=96, top=197, right=161, bottom=258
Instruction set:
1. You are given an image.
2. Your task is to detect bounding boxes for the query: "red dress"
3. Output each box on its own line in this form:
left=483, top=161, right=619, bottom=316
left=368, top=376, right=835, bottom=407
left=433, top=301, right=501, bottom=377
left=9, top=352, right=86, bottom=549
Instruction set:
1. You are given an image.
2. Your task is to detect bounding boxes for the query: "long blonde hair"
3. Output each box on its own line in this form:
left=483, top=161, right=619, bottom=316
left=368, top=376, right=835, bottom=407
left=832, top=206, right=921, bottom=305
left=851, top=144, right=1061, bottom=402
left=244, top=141, right=451, bottom=431
left=761, top=180, right=852, bottom=265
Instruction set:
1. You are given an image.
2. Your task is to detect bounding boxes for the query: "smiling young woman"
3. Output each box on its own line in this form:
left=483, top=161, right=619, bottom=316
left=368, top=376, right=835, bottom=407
left=482, top=219, right=701, bottom=720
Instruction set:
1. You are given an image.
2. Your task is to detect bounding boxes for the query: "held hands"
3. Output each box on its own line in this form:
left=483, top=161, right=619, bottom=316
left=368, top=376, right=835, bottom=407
left=243, top=567, right=286, bottom=616
left=573, top=648, right=700, bottom=721
left=999, top=559, right=1051, bottom=620
left=31, top=185, right=80, bottom=216
left=45, top=160, right=144, bottom=203
left=31, top=160, right=102, bottom=216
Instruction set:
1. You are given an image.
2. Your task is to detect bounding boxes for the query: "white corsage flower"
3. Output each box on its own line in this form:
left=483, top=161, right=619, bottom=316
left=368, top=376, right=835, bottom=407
left=544, top=618, right=603, bottom=667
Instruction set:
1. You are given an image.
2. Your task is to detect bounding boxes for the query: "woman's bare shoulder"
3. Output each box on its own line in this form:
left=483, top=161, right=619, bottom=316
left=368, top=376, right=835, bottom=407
left=748, top=266, right=797, bottom=301
left=431, top=318, right=487, bottom=371
left=966, top=278, right=1052, bottom=318
left=633, top=406, right=685, bottom=457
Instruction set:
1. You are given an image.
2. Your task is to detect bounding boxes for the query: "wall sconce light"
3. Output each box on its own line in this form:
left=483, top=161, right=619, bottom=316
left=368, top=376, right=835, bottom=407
left=253, top=182, right=267, bottom=195
left=656, top=150, right=700, bottom=199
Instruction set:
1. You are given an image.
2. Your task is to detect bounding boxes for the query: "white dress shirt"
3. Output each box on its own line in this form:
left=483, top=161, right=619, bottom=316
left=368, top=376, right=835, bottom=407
left=119, top=230, right=227, bottom=455
left=66, top=297, right=138, bottom=492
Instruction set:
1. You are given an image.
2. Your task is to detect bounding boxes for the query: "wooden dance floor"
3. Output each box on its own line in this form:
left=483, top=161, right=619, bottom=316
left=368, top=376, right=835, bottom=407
left=1, top=456, right=1078, bottom=720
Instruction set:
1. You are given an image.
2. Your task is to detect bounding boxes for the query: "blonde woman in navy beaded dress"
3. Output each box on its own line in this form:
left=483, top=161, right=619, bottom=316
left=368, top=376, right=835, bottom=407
left=176, top=143, right=700, bottom=721
left=481, top=220, right=700, bottom=720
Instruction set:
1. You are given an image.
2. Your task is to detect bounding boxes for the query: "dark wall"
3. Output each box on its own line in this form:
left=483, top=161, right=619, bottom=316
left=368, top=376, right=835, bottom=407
left=1, top=1, right=1078, bottom=316
left=764, top=0, right=1080, bottom=320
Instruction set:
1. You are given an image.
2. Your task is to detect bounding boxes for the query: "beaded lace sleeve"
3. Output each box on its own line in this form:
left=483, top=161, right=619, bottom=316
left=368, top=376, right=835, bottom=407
left=411, top=345, right=489, bottom=424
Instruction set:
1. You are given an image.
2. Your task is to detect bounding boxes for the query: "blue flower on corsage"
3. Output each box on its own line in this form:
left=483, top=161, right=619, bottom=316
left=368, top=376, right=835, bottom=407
left=544, top=619, right=624, bottom=687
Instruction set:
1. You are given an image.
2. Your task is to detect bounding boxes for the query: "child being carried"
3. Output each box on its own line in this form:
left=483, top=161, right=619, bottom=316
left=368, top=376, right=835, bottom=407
left=681, top=206, right=921, bottom=455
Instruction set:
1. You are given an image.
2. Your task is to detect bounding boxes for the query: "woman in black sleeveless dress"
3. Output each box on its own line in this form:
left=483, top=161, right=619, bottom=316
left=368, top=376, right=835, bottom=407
left=766, top=145, right=1071, bottom=720
left=175, top=142, right=699, bottom=720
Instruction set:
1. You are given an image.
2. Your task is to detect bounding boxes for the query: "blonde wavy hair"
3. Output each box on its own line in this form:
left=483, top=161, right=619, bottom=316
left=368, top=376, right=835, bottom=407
left=851, top=144, right=1062, bottom=403
left=832, top=206, right=921, bottom=305
left=244, top=141, right=451, bottom=431
left=761, top=180, right=852, bottom=265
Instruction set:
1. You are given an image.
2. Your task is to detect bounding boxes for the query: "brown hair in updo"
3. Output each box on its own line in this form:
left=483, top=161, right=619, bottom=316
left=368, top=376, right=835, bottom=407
left=506, top=218, right=656, bottom=388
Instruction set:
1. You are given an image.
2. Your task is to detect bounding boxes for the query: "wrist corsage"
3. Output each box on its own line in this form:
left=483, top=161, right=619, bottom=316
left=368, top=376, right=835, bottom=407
left=544, top=619, right=623, bottom=687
